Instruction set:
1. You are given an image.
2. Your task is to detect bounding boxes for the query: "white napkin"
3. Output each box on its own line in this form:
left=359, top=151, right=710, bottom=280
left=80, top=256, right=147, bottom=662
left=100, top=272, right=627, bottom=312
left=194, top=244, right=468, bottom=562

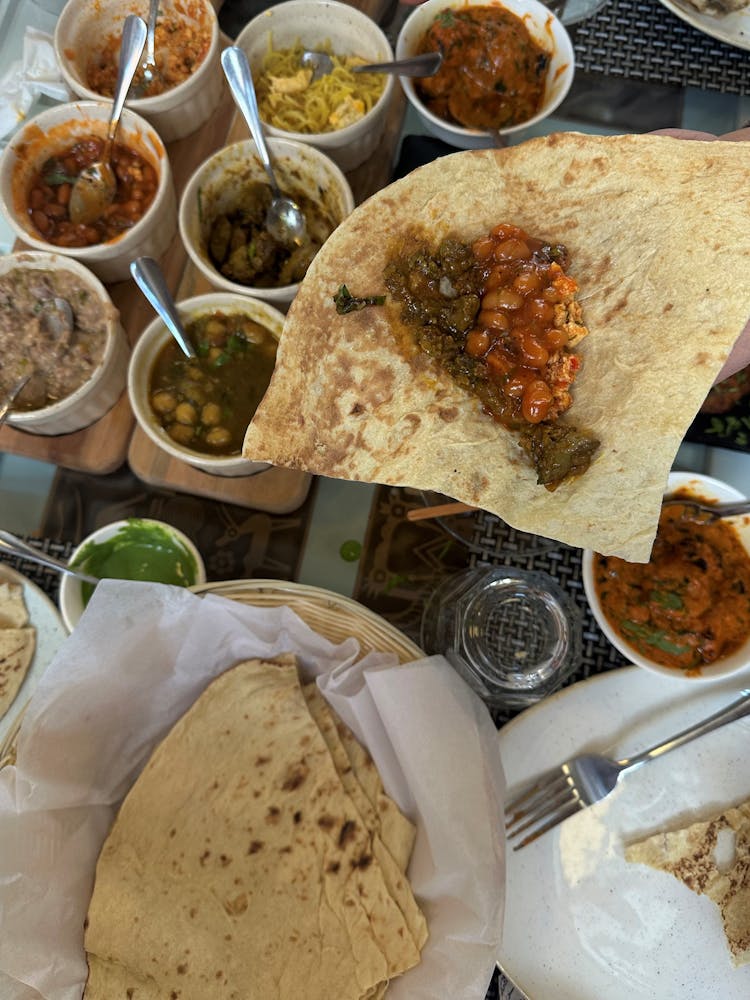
left=0, top=580, right=505, bottom=1000
left=0, top=29, right=70, bottom=143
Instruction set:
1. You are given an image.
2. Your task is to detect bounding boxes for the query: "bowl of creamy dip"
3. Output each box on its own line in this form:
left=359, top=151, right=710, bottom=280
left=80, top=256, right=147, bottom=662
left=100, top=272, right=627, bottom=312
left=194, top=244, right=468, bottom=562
left=58, top=517, right=207, bottom=632
left=0, top=251, right=128, bottom=435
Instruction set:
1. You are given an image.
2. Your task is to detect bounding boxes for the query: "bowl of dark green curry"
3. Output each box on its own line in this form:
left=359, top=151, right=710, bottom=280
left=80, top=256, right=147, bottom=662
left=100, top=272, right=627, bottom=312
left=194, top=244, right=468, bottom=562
left=58, top=518, right=206, bottom=632
left=127, top=291, right=284, bottom=477
left=178, top=137, right=355, bottom=307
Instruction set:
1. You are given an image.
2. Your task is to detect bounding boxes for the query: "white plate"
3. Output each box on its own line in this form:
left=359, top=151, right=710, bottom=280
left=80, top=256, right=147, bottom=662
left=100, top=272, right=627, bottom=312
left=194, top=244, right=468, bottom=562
left=0, top=564, right=66, bottom=748
left=497, top=664, right=750, bottom=999
left=657, top=0, right=750, bottom=52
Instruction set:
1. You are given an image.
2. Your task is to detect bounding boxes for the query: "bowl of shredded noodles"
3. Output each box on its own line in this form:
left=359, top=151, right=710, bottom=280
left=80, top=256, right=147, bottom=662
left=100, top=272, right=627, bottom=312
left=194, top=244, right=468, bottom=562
left=235, top=0, right=396, bottom=172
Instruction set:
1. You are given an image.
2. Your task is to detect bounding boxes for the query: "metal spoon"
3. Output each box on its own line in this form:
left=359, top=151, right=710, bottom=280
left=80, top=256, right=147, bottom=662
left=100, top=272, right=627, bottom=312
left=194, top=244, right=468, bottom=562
left=130, top=257, right=196, bottom=358
left=301, top=49, right=443, bottom=83
left=131, top=0, right=161, bottom=98
left=68, top=14, right=147, bottom=227
left=663, top=494, right=750, bottom=521
left=220, top=45, right=307, bottom=248
left=0, top=297, right=74, bottom=429
left=0, top=530, right=99, bottom=586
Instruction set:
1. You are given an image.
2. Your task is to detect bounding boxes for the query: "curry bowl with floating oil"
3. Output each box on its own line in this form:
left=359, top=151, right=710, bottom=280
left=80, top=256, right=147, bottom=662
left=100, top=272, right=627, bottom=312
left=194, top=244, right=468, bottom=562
left=582, top=471, right=750, bottom=683
left=396, top=0, right=576, bottom=149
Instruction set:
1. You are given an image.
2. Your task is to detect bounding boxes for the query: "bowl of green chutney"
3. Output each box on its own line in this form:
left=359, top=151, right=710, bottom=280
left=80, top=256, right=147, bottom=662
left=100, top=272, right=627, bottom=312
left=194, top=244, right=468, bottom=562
left=58, top=517, right=207, bottom=631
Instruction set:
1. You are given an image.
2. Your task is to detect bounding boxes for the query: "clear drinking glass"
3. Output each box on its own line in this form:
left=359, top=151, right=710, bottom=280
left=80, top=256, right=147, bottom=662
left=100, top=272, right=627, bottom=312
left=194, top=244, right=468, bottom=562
left=420, top=566, right=581, bottom=708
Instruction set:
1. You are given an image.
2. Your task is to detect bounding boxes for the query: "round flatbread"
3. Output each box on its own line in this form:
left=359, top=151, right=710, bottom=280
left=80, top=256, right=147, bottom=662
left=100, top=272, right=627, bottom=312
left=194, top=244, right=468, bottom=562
left=83, top=657, right=426, bottom=999
left=243, top=132, right=750, bottom=561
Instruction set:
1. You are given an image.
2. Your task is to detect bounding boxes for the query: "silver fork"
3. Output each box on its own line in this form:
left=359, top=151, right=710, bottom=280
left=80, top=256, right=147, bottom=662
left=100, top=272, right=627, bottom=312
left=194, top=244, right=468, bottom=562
left=505, top=689, right=750, bottom=850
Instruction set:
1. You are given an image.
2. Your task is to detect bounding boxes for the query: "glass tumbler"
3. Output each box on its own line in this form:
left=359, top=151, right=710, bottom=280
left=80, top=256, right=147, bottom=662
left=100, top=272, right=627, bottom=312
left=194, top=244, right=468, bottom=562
left=420, top=566, right=581, bottom=709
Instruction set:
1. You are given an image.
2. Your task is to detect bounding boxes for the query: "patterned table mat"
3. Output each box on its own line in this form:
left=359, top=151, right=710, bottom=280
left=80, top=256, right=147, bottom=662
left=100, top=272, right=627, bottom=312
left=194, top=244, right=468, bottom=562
left=37, top=465, right=315, bottom=586
left=353, top=486, right=629, bottom=729
left=573, top=0, right=750, bottom=93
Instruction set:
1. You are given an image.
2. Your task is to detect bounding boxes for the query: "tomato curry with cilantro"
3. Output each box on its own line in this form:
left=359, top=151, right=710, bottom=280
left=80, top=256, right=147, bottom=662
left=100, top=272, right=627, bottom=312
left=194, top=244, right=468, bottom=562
left=414, top=5, right=551, bottom=130
left=383, top=223, right=599, bottom=488
left=148, top=310, right=277, bottom=456
left=593, top=497, right=750, bottom=673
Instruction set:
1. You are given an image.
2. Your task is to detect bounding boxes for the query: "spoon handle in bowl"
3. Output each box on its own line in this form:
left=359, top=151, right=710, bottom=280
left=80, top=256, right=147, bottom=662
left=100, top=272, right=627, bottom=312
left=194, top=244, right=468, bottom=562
left=106, top=15, right=147, bottom=150
left=221, top=46, right=280, bottom=198
left=0, top=530, right=99, bottom=585
left=130, top=257, right=196, bottom=359
left=0, top=376, right=32, bottom=429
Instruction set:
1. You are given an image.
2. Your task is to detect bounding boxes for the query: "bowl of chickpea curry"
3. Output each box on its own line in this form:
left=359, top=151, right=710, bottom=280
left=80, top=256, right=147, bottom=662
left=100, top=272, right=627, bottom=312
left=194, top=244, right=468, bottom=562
left=0, top=101, right=176, bottom=284
left=127, top=292, right=285, bottom=478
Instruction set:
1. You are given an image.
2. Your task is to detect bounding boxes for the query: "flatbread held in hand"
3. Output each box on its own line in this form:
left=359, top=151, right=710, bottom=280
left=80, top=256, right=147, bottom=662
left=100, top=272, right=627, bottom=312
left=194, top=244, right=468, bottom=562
left=243, top=132, right=750, bottom=561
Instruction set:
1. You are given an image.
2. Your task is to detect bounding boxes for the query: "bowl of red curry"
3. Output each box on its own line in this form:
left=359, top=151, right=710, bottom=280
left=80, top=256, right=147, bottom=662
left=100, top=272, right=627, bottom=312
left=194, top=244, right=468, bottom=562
left=54, top=0, right=222, bottom=144
left=582, top=472, right=750, bottom=683
left=0, top=100, right=176, bottom=285
left=396, top=0, right=575, bottom=148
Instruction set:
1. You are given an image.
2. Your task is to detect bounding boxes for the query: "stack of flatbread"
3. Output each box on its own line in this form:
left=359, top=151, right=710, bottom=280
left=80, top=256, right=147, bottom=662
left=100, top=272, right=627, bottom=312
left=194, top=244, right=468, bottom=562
left=0, top=581, right=35, bottom=723
left=83, top=656, right=428, bottom=998
left=625, top=800, right=750, bottom=967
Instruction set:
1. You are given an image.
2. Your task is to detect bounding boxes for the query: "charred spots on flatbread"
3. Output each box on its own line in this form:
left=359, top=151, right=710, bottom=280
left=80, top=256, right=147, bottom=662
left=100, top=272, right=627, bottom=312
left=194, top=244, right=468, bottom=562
left=82, top=658, right=426, bottom=996
left=281, top=759, right=309, bottom=791
left=352, top=852, right=373, bottom=871
left=438, top=406, right=459, bottom=422
left=338, top=819, right=358, bottom=848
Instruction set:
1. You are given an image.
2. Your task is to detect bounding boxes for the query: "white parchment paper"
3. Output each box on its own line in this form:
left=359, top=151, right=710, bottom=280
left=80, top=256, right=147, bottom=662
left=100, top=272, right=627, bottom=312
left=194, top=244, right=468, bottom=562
left=0, top=29, right=70, bottom=144
left=0, top=581, right=505, bottom=1000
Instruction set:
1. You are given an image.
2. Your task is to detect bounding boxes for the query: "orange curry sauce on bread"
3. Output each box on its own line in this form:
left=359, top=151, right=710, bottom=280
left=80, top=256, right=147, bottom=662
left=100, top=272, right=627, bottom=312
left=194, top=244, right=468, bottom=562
left=382, top=223, right=599, bottom=488
left=594, top=495, right=750, bottom=672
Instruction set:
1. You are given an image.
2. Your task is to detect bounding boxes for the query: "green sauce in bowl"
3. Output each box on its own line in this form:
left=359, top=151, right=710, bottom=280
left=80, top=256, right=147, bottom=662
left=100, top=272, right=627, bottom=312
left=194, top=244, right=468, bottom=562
left=71, top=518, right=200, bottom=606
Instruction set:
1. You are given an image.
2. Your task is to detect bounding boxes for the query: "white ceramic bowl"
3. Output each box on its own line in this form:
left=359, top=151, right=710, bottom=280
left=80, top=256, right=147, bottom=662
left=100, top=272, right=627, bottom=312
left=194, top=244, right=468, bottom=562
left=58, top=517, right=207, bottom=632
left=235, top=0, right=395, bottom=172
left=396, top=0, right=575, bottom=149
left=179, top=137, right=354, bottom=308
left=128, top=291, right=285, bottom=477
left=54, top=0, right=223, bottom=143
left=0, top=101, right=176, bottom=284
left=0, top=251, right=128, bottom=434
left=582, top=471, right=750, bottom=683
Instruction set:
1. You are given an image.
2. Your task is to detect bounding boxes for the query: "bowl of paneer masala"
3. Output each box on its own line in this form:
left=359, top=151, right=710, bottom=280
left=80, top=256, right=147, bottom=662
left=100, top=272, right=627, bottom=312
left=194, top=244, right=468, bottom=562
left=582, top=472, right=750, bottom=682
left=396, top=0, right=575, bottom=147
